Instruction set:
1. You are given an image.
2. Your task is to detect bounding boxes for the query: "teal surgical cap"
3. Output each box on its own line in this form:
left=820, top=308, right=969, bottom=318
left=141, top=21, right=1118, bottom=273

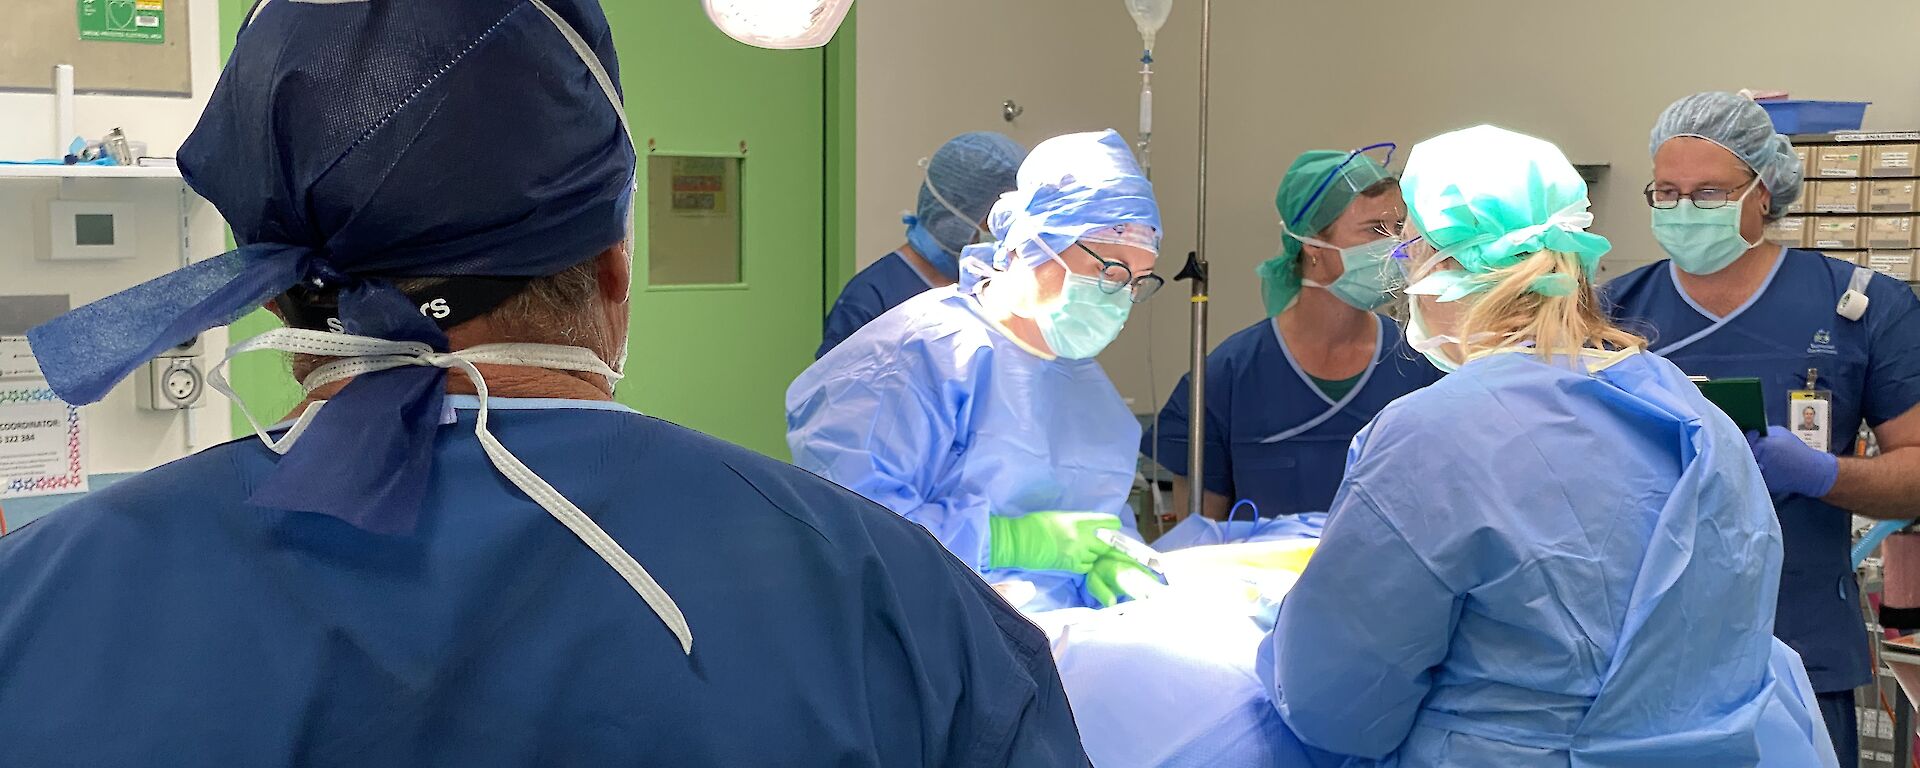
left=1650, top=91, right=1804, bottom=221
left=1256, top=150, right=1393, bottom=315
left=1401, top=125, right=1611, bottom=298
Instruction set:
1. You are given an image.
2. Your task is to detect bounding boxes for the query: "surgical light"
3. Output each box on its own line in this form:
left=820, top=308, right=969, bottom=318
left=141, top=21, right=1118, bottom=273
left=703, top=0, right=853, bottom=50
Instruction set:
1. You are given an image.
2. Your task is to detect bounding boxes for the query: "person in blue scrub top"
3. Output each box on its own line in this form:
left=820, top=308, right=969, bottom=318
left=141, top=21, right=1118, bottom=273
left=0, top=4, right=1089, bottom=765
left=1604, top=92, right=1920, bottom=768
left=817, top=132, right=1026, bottom=357
left=1147, top=147, right=1442, bottom=524
left=1268, top=124, right=1837, bottom=767
left=789, top=130, right=1163, bottom=613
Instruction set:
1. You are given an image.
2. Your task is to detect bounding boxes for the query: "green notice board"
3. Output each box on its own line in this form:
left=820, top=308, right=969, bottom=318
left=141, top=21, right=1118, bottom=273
left=78, top=0, right=165, bottom=44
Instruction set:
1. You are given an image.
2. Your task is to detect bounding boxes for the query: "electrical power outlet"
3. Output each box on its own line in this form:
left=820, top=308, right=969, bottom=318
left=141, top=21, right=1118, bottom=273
left=140, top=358, right=203, bottom=411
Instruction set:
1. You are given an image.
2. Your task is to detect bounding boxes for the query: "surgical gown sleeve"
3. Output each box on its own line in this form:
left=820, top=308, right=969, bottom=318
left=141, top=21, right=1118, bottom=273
left=787, top=346, right=990, bottom=570
left=1865, top=276, right=1920, bottom=425
left=1145, top=367, right=1233, bottom=496
left=1267, top=481, right=1461, bottom=759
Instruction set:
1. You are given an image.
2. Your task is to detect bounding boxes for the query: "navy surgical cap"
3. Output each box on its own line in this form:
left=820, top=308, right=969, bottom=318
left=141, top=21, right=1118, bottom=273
left=28, top=0, right=635, bottom=533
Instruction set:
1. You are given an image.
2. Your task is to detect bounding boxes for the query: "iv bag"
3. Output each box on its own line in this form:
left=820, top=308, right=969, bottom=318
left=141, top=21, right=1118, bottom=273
left=1122, top=0, right=1173, bottom=52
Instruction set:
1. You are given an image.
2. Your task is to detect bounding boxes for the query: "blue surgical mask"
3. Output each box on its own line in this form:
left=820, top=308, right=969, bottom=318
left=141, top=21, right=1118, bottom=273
left=1039, top=273, right=1132, bottom=359
left=1651, top=182, right=1765, bottom=276
left=1297, top=236, right=1402, bottom=311
left=905, top=164, right=994, bottom=281
left=904, top=219, right=961, bottom=280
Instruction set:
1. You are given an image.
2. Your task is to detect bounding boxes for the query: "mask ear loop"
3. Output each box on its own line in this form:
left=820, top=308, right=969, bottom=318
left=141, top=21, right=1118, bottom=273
left=918, top=157, right=992, bottom=250
left=1000, top=237, right=1077, bottom=319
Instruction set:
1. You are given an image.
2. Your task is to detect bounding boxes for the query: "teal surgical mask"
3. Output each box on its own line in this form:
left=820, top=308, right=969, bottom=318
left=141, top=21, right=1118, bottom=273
left=1651, top=182, right=1765, bottom=276
left=1298, top=236, right=1402, bottom=311
left=1039, top=273, right=1132, bottom=359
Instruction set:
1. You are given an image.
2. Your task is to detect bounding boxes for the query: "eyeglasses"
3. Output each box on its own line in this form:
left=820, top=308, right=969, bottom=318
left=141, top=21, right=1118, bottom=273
left=1388, top=235, right=1439, bottom=281
left=1075, top=243, right=1164, bottom=303
left=1644, top=175, right=1761, bottom=210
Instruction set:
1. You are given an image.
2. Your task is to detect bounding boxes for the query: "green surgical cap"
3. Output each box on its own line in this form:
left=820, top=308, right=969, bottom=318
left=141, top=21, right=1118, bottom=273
left=1401, top=125, right=1611, bottom=295
left=1257, top=150, right=1393, bottom=315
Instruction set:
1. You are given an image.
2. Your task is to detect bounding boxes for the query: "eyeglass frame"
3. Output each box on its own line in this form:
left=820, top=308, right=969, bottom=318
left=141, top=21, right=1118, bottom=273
left=1643, top=173, right=1762, bottom=210
left=1074, top=242, right=1165, bottom=303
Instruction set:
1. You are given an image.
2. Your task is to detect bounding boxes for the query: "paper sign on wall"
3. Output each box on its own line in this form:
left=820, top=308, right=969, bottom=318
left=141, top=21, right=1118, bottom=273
left=0, top=337, right=40, bottom=381
left=78, top=0, right=166, bottom=45
left=670, top=157, right=730, bottom=216
left=0, top=387, right=87, bottom=500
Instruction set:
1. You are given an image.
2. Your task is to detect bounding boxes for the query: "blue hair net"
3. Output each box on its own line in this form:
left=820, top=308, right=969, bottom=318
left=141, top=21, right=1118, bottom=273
left=959, top=130, right=1160, bottom=292
left=905, top=132, right=1025, bottom=277
left=1651, top=92, right=1805, bottom=221
left=27, top=0, right=633, bottom=534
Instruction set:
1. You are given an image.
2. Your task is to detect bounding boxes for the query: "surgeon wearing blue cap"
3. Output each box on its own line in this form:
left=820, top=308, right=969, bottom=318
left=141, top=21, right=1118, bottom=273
left=789, top=129, right=1164, bottom=612
left=1266, top=125, right=1836, bottom=767
left=1605, top=92, right=1920, bottom=766
left=817, top=131, right=1026, bottom=358
left=0, top=2, right=1089, bottom=764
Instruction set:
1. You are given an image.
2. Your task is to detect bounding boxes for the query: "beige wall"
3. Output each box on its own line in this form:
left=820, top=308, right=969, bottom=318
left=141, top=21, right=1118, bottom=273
left=1, top=0, right=229, bottom=473
left=858, top=0, right=1920, bottom=412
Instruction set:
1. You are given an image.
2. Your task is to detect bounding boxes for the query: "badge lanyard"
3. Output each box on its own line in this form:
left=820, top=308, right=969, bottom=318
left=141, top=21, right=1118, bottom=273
left=1788, top=367, right=1834, bottom=453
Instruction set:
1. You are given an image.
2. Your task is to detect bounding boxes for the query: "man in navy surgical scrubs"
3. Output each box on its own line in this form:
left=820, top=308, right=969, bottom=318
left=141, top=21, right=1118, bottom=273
left=1605, top=91, right=1920, bottom=768
left=0, top=3, right=1088, bottom=765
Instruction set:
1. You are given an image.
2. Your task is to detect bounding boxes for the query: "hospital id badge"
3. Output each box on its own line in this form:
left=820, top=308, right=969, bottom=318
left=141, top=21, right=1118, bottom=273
left=1789, top=368, right=1832, bottom=452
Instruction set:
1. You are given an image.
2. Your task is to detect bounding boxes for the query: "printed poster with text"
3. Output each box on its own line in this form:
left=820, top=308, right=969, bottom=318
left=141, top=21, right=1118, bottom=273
left=78, top=0, right=165, bottom=44
left=0, top=385, right=87, bottom=500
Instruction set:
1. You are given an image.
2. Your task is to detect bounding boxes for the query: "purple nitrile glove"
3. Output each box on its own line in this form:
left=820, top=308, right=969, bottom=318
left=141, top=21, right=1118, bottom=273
left=1747, top=425, right=1840, bottom=498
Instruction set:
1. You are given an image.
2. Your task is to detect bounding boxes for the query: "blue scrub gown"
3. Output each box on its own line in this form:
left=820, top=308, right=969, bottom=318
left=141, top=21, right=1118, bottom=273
left=0, top=398, right=1088, bottom=767
left=788, top=288, right=1142, bottom=613
left=1265, top=351, right=1835, bottom=766
left=1604, top=249, right=1920, bottom=698
left=1146, top=315, right=1442, bottom=517
left=818, top=251, right=939, bottom=358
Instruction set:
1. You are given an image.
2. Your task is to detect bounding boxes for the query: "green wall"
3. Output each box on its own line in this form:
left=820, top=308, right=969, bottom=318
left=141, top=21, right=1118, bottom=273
left=216, top=0, right=858, bottom=449
left=823, top=11, right=857, bottom=298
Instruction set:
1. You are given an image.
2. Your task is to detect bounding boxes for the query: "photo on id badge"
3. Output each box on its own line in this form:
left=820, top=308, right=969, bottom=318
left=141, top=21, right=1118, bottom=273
left=1790, top=392, right=1831, bottom=451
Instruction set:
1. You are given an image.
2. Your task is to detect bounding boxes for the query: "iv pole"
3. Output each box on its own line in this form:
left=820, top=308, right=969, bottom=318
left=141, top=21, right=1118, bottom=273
left=1172, top=0, right=1212, bottom=518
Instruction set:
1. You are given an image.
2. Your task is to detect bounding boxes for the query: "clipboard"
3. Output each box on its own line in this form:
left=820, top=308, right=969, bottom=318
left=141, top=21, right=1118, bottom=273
left=1691, top=376, right=1767, bottom=433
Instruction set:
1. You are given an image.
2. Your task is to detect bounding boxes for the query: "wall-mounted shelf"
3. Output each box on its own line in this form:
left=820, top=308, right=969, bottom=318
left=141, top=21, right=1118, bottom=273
left=1791, top=131, right=1920, bottom=145
left=0, top=161, right=206, bottom=270
left=0, top=164, right=181, bottom=181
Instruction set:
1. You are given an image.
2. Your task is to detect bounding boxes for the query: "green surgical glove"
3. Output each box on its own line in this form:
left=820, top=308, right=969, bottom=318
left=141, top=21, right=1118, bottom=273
left=988, top=512, right=1122, bottom=573
left=1085, top=552, right=1160, bottom=607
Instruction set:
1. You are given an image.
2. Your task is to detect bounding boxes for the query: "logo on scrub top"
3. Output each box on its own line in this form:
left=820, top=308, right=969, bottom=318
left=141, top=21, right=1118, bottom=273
left=1808, top=329, right=1837, bottom=356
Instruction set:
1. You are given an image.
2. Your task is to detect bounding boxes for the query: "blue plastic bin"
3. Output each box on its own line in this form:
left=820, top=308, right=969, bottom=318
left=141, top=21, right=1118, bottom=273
left=1757, top=100, right=1871, bottom=135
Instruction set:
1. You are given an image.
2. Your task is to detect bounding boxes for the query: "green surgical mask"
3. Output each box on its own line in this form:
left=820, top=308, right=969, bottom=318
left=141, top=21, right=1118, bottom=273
left=1651, top=185, right=1764, bottom=276
left=1298, top=236, right=1402, bottom=311
left=1039, top=273, right=1132, bottom=359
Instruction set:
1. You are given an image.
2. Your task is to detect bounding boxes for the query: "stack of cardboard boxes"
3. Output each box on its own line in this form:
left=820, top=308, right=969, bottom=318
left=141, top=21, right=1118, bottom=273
left=1767, top=132, right=1920, bottom=283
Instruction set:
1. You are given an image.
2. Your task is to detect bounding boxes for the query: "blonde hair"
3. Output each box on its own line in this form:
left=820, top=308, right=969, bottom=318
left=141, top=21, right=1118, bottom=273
left=1454, top=249, right=1644, bottom=362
